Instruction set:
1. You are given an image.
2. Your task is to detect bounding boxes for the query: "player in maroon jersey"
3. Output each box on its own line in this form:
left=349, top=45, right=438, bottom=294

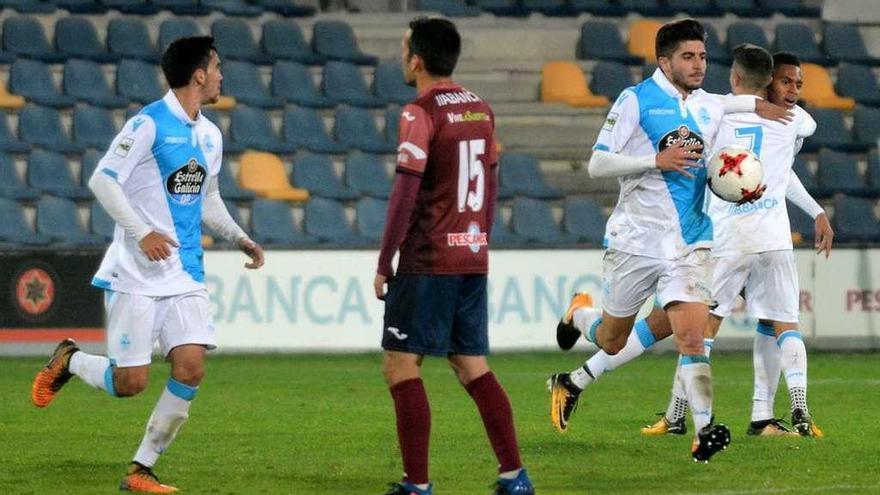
left=373, top=17, right=534, bottom=495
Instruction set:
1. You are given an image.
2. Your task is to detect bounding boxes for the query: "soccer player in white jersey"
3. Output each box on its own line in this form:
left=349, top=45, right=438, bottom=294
left=546, top=19, right=793, bottom=462
left=31, top=36, right=264, bottom=493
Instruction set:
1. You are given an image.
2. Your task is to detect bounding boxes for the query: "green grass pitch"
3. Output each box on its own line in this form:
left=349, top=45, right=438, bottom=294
left=1, top=352, right=877, bottom=494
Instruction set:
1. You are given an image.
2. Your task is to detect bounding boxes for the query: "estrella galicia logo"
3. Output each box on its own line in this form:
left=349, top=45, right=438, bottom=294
left=165, top=158, right=206, bottom=205
left=657, top=125, right=705, bottom=162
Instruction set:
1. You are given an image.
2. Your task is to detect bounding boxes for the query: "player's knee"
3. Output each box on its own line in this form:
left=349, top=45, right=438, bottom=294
left=602, top=337, right=626, bottom=355
left=114, top=372, right=149, bottom=397
left=172, top=363, right=204, bottom=387
left=677, top=332, right=704, bottom=355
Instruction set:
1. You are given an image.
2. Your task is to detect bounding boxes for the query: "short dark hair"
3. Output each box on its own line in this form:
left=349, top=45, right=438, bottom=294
left=731, top=43, right=774, bottom=89
left=162, top=36, right=217, bottom=89
left=408, top=17, right=461, bottom=77
left=773, top=51, right=801, bottom=68
left=655, top=19, right=705, bottom=60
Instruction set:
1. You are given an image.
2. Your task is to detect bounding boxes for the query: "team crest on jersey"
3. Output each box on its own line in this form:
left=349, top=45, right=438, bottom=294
left=166, top=158, right=206, bottom=205
left=658, top=125, right=705, bottom=160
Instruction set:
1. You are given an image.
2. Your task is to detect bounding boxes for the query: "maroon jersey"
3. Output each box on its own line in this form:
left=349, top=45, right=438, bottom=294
left=395, top=82, right=498, bottom=275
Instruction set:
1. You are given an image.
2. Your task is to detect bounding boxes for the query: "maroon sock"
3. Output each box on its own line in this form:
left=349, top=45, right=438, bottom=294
left=389, top=378, right=431, bottom=485
left=465, top=372, right=523, bottom=473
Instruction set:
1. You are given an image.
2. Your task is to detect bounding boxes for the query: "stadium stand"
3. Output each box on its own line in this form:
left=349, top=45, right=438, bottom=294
left=800, top=63, right=857, bottom=110
left=853, top=106, right=880, bottom=147
left=374, top=61, right=417, bottom=105
left=272, top=61, right=335, bottom=108
left=499, top=153, right=564, bottom=199
left=334, top=106, right=397, bottom=153
left=590, top=61, right=636, bottom=100
left=816, top=149, right=871, bottom=197
left=312, top=20, right=379, bottom=65
left=346, top=151, right=391, bottom=199
left=774, top=23, right=833, bottom=66
left=803, top=108, right=864, bottom=153
left=63, top=59, right=129, bottom=109
left=261, top=20, right=327, bottom=65
left=89, top=200, right=115, bottom=241
left=9, top=59, right=76, bottom=108
left=0, top=198, right=52, bottom=246
left=19, top=105, right=85, bottom=153
left=230, top=106, right=298, bottom=154
left=833, top=196, right=880, bottom=243
left=304, top=197, right=370, bottom=246
left=36, top=196, right=106, bottom=246
left=563, top=197, right=606, bottom=246
left=212, top=18, right=273, bottom=65
left=158, top=18, right=201, bottom=52
left=323, top=61, right=386, bottom=108
left=578, top=21, right=642, bottom=64
left=512, top=197, right=568, bottom=244
left=3, top=16, right=65, bottom=62
left=627, top=19, right=662, bottom=61
left=239, top=151, right=310, bottom=201
left=116, top=59, right=165, bottom=105
left=835, top=64, right=880, bottom=107
left=541, top=61, right=609, bottom=107
left=27, top=151, right=92, bottom=200
left=355, top=196, right=387, bottom=243
left=250, top=198, right=317, bottom=247
left=823, top=23, right=879, bottom=66
left=292, top=152, right=359, bottom=200
left=0, top=153, right=41, bottom=200
left=726, top=21, right=770, bottom=51
left=283, top=107, right=349, bottom=153
left=222, top=61, right=284, bottom=109
left=0, top=111, right=29, bottom=152
left=107, top=18, right=161, bottom=63
left=217, top=165, right=257, bottom=201
left=72, top=106, right=118, bottom=150
left=55, top=17, right=118, bottom=63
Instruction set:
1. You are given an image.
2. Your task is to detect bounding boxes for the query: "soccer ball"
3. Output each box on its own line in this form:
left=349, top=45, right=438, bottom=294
left=707, top=145, right=764, bottom=203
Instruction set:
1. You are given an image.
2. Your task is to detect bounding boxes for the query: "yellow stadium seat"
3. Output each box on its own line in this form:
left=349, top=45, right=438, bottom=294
left=628, top=19, right=663, bottom=61
left=206, top=95, right=236, bottom=111
left=238, top=151, right=310, bottom=201
left=800, top=63, right=856, bottom=111
left=0, top=84, right=25, bottom=109
left=541, top=61, right=610, bottom=107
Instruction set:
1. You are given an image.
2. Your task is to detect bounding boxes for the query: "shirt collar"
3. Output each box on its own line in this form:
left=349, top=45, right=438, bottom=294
left=163, top=90, right=201, bottom=126
left=651, top=68, right=708, bottom=100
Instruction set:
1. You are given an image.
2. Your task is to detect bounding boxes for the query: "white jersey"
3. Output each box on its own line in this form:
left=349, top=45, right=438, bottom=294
left=92, top=91, right=223, bottom=296
left=593, top=69, right=731, bottom=260
left=708, top=103, right=816, bottom=256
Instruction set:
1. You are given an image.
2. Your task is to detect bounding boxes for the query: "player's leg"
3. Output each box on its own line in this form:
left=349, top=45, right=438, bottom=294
left=748, top=319, right=792, bottom=436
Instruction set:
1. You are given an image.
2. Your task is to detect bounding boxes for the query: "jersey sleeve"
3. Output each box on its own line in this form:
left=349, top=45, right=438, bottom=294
left=794, top=105, right=817, bottom=139
left=593, top=89, right=639, bottom=154
left=396, top=104, right=433, bottom=176
left=95, top=115, right=156, bottom=185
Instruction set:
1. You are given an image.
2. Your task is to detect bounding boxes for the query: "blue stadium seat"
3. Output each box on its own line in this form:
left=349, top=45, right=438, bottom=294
left=578, top=21, right=641, bottom=64
left=201, top=0, right=262, bottom=16
left=312, top=21, right=379, bottom=66
left=305, top=197, right=370, bottom=246
left=774, top=23, right=833, bottom=66
left=261, top=20, right=326, bottom=65
left=217, top=165, right=257, bottom=201
left=90, top=201, right=114, bottom=241
left=490, top=207, right=522, bottom=247
left=9, top=59, right=76, bottom=108
left=272, top=62, right=335, bottom=109
left=355, top=197, right=387, bottom=243
left=833, top=196, right=880, bottom=243
left=835, top=65, right=880, bottom=107
left=28, top=150, right=92, bottom=200
left=346, top=151, right=391, bottom=199
left=203, top=200, right=247, bottom=245
left=116, top=59, right=164, bottom=105
left=152, top=0, right=210, bottom=15
left=511, top=197, right=568, bottom=244
left=374, top=61, right=418, bottom=106
left=212, top=18, right=272, bottom=65
left=667, top=0, right=719, bottom=16
left=335, top=106, right=397, bottom=154
left=3, top=16, right=66, bottom=63
left=787, top=200, right=815, bottom=244
left=37, top=195, right=106, bottom=246
left=0, top=111, right=28, bottom=153
left=282, top=107, right=348, bottom=153
left=19, top=105, right=85, bottom=153
left=618, top=0, right=665, bottom=16
left=323, top=61, right=386, bottom=108
left=521, top=0, right=568, bottom=16
left=474, top=0, right=525, bottom=16
left=589, top=61, right=635, bottom=100
left=726, top=22, right=770, bottom=51
left=569, top=0, right=624, bottom=15
left=792, top=156, right=824, bottom=197
left=0, top=0, right=56, bottom=14
left=823, top=23, right=879, bottom=67
left=803, top=108, right=864, bottom=153
left=866, top=149, right=880, bottom=195
left=73, top=106, right=117, bottom=150
left=704, top=25, right=731, bottom=66
left=499, top=153, right=563, bottom=199
left=817, top=149, right=871, bottom=197
left=0, top=198, right=52, bottom=246
left=80, top=150, right=102, bottom=187
left=230, top=106, right=298, bottom=154
left=102, top=0, right=158, bottom=15
left=292, top=152, right=359, bottom=200
left=249, top=0, right=314, bottom=16
left=759, top=0, right=819, bottom=17
left=107, top=18, right=160, bottom=63
left=55, top=17, right=117, bottom=63
left=250, top=199, right=317, bottom=247
left=0, top=153, right=40, bottom=200
left=63, top=59, right=129, bottom=108
left=419, top=0, right=482, bottom=17
left=384, top=106, right=400, bottom=149
left=853, top=106, right=880, bottom=148
left=714, top=0, right=764, bottom=17
left=222, top=61, right=284, bottom=109
left=702, top=65, right=731, bottom=95
left=158, top=19, right=201, bottom=52
left=57, top=0, right=108, bottom=14
left=563, top=197, right=606, bottom=245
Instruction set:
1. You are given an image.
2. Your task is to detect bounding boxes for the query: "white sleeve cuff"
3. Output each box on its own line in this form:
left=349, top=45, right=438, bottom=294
left=720, top=94, right=757, bottom=114
left=786, top=170, right=824, bottom=219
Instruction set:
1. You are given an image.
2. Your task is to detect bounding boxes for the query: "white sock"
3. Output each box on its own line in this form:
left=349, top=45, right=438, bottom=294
left=665, top=361, right=689, bottom=422
left=573, top=307, right=602, bottom=342
left=570, top=318, right=658, bottom=389
left=415, top=483, right=430, bottom=490
left=679, top=355, right=713, bottom=433
left=778, top=330, right=808, bottom=413
left=751, top=324, right=781, bottom=422
left=498, top=468, right=521, bottom=480
left=69, top=351, right=115, bottom=396
left=133, top=378, right=197, bottom=468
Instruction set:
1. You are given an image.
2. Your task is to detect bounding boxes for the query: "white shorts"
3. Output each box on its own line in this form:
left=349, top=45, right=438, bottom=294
left=711, top=250, right=799, bottom=323
left=602, top=248, right=714, bottom=318
left=104, top=289, right=216, bottom=367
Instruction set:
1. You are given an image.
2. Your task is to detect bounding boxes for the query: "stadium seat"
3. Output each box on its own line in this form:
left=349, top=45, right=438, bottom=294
left=151, top=0, right=211, bottom=16
left=590, top=61, right=636, bottom=101
left=250, top=198, right=317, bottom=247
left=304, top=197, right=370, bottom=246
left=816, top=149, right=871, bottom=197
left=800, top=64, right=856, bottom=111
left=282, top=107, right=348, bottom=154
left=261, top=20, right=326, bottom=65
left=774, top=23, right=833, bottom=66
left=499, top=153, right=563, bottom=199
left=563, top=197, right=606, bottom=245
left=853, top=106, right=880, bottom=148
left=63, top=60, right=129, bottom=109
left=9, top=59, right=76, bottom=108
left=158, top=19, right=201, bottom=52
left=0, top=111, right=28, bottom=153
left=202, top=200, right=247, bottom=246
left=0, top=83, right=25, bottom=110
left=627, top=19, right=663, bottom=61
left=230, top=106, right=298, bottom=154
left=866, top=149, right=880, bottom=195
left=474, top=0, right=525, bottom=16
left=291, top=152, right=358, bottom=200
left=823, top=23, right=879, bottom=67
left=384, top=106, right=400, bottom=148
left=37, top=195, right=109, bottom=246
left=355, top=197, right=387, bottom=243
left=726, top=22, right=770, bottom=51
left=335, top=106, right=397, bottom=154
left=271, top=61, right=335, bottom=109
left=802, top=108, right=864, bottom=152
left=759, top=0, right=819, bottom=17
left=346, top=151, right=391, bottom=199
left=714, top=0, right=764, bottom=17
left=618, top=0, right=665, bottom=16
left=201, top=0, right=263, bottom=16
left=72, top=106, right=117, bottom=150
left=786, top=200, right=815, bottom=245
left=704, top=25, right=732, bottom=66
left=54, top=17, right=117, bottom=63
left=3, top=17, right=65, bottom=63
left=312, top=21, right=379, bottom=66
left=511, top=197, right=568, bottom=244
left=0, top=0, right=57, bottom=13
left=374, top=61, right=418, bottom=105
left=19, top=105, right=85, bottom=153
left=702, top=65, right=731, bottom=94
left=250, top=0, right=314, bottom=16
left=490, top=207, right=522, bottom=247
left=569, top=0, right=624, bottom=16
left=578, top=21, right=642, bottom=64
left=217, top=165, right=256, bottom=201
left=792, top=156, right=824, bottom=197
left=521, top=0, right=568, bottom=16
left=0, top=45, right=13, bottom=65
left=540, top=61, right=609, bottom=107
left=206, top=95, right=237, bottom=111
left=212, top=18, right=272, bottom=65
left=666, top=0, right=719, bottom=16
left=833, top=196, right=880, bottom=243
left=222, top=61, right=284, bottom=109
left=90, top=201, right=115, bottom=241
left=0, top=153, right=40, bottom=200
left=419, top=0, right=482, bottom=17
left=835, top=65, right=880, bottom=107
left=80, top=150, right=102, bottom=187
left=116, top=59, right=165, bottom=105
left=323, top=61, right=386, bottom=108
left=28, top=150, right=92, bottom=200
left=238, top=151, right=309, bottom=201
left=107, top=18, right=161, bottom=63
left=0, top=198, right=52, bottom=246
left=102, top=0, right=158, bottom=15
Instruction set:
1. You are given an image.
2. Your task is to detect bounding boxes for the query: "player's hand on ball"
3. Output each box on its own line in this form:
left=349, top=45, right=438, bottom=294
left=755, top=99, right=794, bottom=123
left=239, top=238, right=265, bottom=269
left=814, top=212, right=834, bottom=258
left=139, top=231, right=179, bottom=261
left=656, top=140, right=701, bottom=178
left=374, top=273, right=389, bottom=300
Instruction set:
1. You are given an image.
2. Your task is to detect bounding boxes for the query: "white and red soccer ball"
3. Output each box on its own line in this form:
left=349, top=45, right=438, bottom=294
left=707, top=145, right=765, bottom=203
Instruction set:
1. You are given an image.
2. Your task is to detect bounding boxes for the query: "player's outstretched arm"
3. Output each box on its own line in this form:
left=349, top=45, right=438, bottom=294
left=785, top=170, right=832, bottom=258
left=202, top=176, right=263, bottom=269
